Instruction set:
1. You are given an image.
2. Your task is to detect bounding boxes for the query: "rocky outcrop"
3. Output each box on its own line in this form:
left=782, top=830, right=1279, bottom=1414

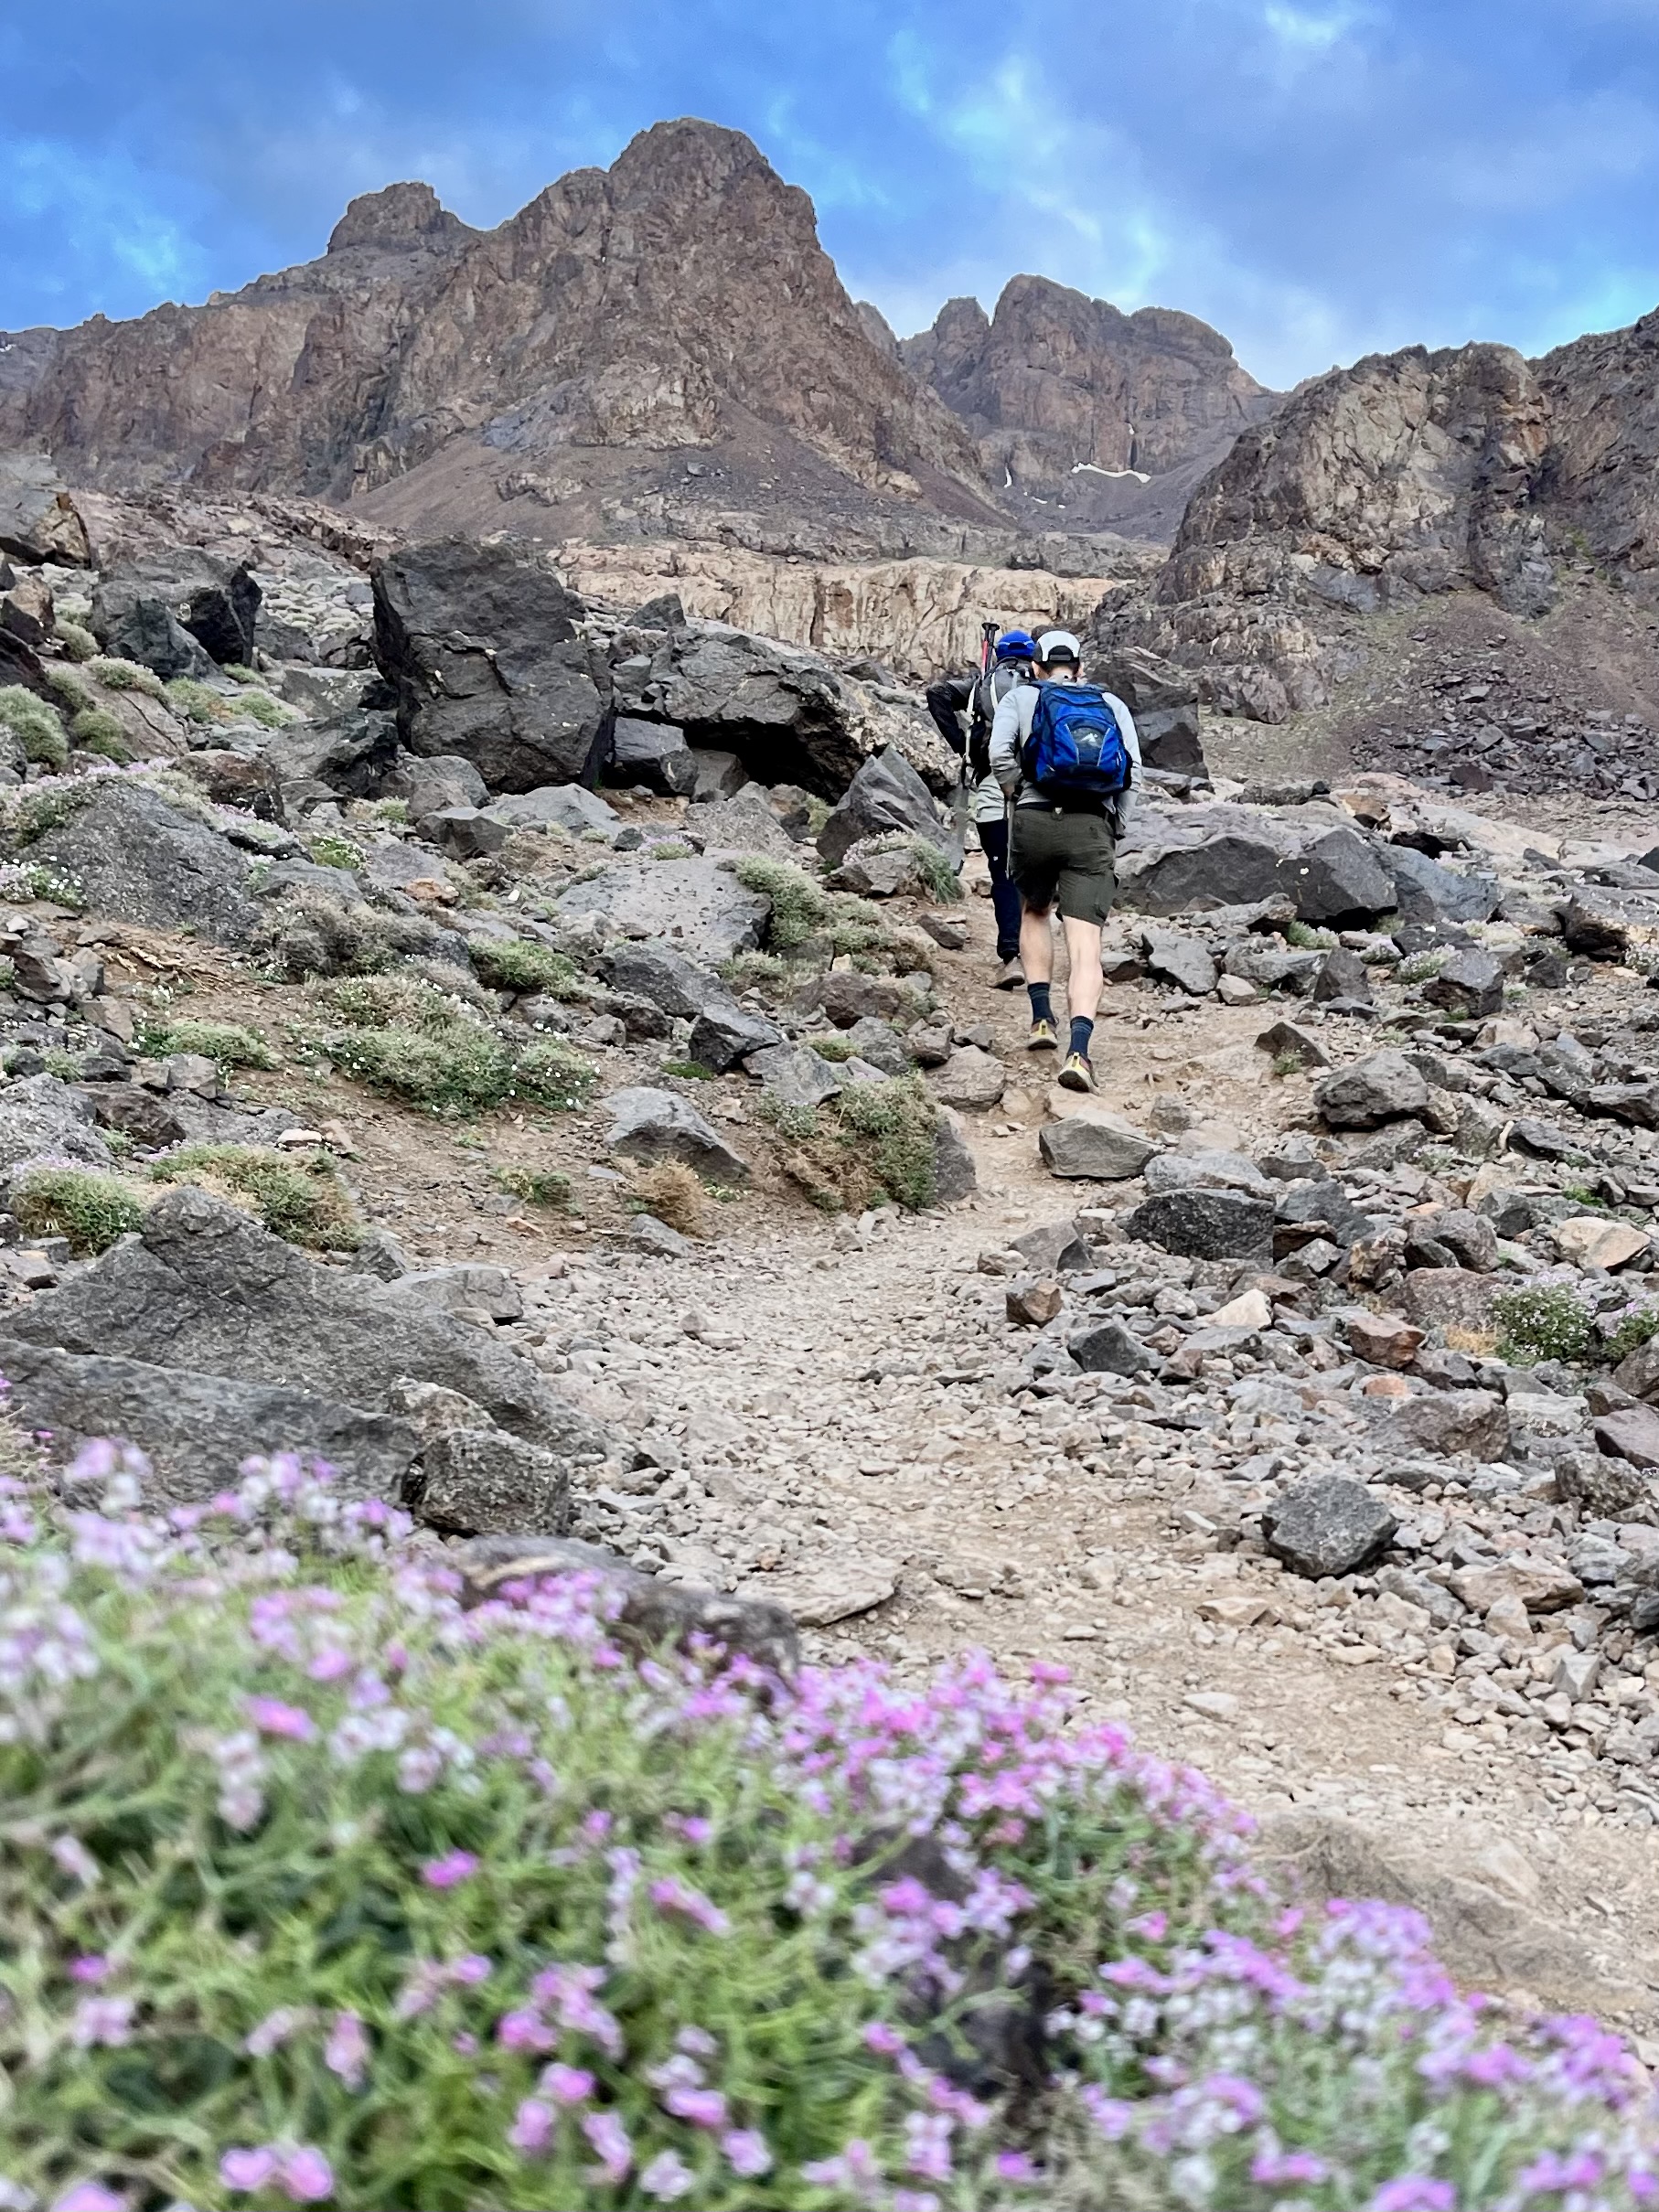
left=1, top=123, right=989, bottom=518
left=902, top=277, right=1277, bottom=529
left=1535, top=309, right=1659, bottom=579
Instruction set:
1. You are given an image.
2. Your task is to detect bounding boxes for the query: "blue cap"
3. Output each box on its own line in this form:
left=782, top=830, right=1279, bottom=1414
left=994, top=628, right=1037, bottom=662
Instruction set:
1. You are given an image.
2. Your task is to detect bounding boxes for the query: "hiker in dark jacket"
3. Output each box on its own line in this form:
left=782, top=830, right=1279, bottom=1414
left=990, top=628, right=1140, bottom=1095
left=926, top=629, right=1036, bottom=987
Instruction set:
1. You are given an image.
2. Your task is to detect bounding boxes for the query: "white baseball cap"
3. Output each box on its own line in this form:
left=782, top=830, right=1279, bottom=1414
left=1036, top=629, right=1082, bottom=664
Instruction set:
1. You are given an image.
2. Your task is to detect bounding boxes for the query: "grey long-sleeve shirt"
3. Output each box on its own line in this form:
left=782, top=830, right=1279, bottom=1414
left=989, top=680, right=1141, bottom=821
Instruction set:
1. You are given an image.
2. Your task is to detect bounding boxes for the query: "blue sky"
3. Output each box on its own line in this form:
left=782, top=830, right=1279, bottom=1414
left=4, top=0, right=1659, bottom=389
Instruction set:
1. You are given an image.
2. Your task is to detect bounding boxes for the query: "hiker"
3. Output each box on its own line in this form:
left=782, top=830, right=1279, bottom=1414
left=989, top=627, right=1140, bottom=1094
left=926, top=627, right=1037, bottom=988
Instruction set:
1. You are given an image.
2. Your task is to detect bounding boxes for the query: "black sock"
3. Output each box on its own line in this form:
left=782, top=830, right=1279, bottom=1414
left=1069, top=1016, right=1094, bottom=1061
left=1027, top=982, right=1053, bottom=1026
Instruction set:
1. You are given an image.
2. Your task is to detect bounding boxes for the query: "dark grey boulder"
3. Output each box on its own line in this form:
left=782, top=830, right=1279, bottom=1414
left=1143, top=929, right=1218, bottom=996
left=747, top=1044, right=847, bottom=1109
left=1069, top=1320, right=1157, bottom=1375
left=1123, top=829, right=1285, bottom=916
left=1403, top=1207, right=1499, bottom=1273
left=1381, top=844, right=1500, bottom=925
left=1313, top=1051, right=1431, bottom=1128
left=1274, top=1178, right=1376, bottom=1248
left=91, top=550, right=261, bottom=674
left=1311, top=948, right=1374, bottom=1005
left=687, top=997, right=785, bottom=1074
left=1381, top=1389, right=1510, bottom=1461
left=932, top=1106, right=977, bottom=1203
left=1092, top=646, right=1206, bottom=775
left=372, top=537, right=610, bottom=791
left=397, top=753, right=490, bottom=819
left=0, top=1339, right=418, bottom=1501
left=605, top=1087, right=751, bottom=1181
left=1039, top=1111, right=1158, bottom=1181
left=645, top=623, right=886, bottom=796
left=555, top=859, right=770, bottom=964
left=4, top=1186, right=605, bottom=1460
left=817, top=746, right=955, bottom=871
left=1284, top=827, right=1395, bottom=924
left=1010, top=1220, right=1093, bottom=1275
left=0, top=454, right=90, bottom=565
left=0, top=1074, right=113, bottom=1176
left=428, top=807, right=510, bottom=860
left=840, top=1017, right=910, bottom=1077
left=456, top=1533, right=800, bottom=1673
left=405, top=1427, right=572, bottom=1538
left=27, top=781, right=260, bottom=947
left=628, top=592, right=687, bottom=632
left=487, top=782, right=618, bottom=839
left=1225, top=943, right=1322, bottom=993
left=262, top=708, right=400, bottom=798
left=1122, top=1190, right=1276, bottom=1259
left=610, top=715, right=697, bottom=797
left=598, top=940, right=724, bottom=1020
left=1264, top=1475, right=1397, bottom=1578
left=1423, top=949, right=1504, bottom=1020
left=88, top=587, right=212, bottom=681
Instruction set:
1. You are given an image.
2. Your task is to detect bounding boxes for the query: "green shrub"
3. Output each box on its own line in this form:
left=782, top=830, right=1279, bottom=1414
left=221, top=662, right=261, bottom=684
left=649, top=839, right=692, bottom=860
left=908, top=838, right=963, bottom=903
left=151, top=1143, right=359, bottom=1249
left=10, top=1167, right=148, bottom=1254
left=254, top=892, right=444, bottom=983
left=1284, top=920, right=1339, bottom=951
left=0, top=684, right=68, bottom=767
left=808, top=1035, right=858, bottom=1063
left=471, top=938, right=582, bottom=997
left=510, top=1037, right=599, bottom=1110
left=235, top=687, right=298, bottom=728
left=1606, top=1304, right=1659, bottom=1367
left=87, top=656, right=165, bottom=699
left=68, top=706, right=133, bottom=763
left=834, top=1073, right=938, bottom=1210
left=138, top=1017, right=279, bottom=1073
left=659, top=1058, right=715, bottom=1080
left=322, top=1022, right=514, bottom=1114
left=164, top=677, right=232, bottom=726
left=368, top=796, right=409, bottom=824
left=305, top=831, right=367, bottom=871
left=53, top=618, right=98, bottom=662
left=757, top=1093, right=820, bottom=1140
left=1398, top=947, right=1450, bottom=984
left=1492, top=1284, right=1594, bottom=1365
left=42, top=664, right=95, bottom=712
left=489, top=1164, right=572, bottom=1208
left=733, top=855, right=889, bottom=960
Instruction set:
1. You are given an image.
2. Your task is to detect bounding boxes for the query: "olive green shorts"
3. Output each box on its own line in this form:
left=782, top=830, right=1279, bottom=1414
left=1008, top=805, right=1118, bottom=926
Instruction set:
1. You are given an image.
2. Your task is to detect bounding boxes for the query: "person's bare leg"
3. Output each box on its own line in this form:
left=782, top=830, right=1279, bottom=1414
left=1019, top=903, right=1054, bottom=986
left=1062, top=916, right=1103, bottom=1023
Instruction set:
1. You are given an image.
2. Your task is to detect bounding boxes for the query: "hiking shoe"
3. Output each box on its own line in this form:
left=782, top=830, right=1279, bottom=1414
left=1027, top=1017, right=1057, bottom=1052
left=1057, top=1052, right=1096, bottom=1093
left=993, top=956, right=1024, bottom=989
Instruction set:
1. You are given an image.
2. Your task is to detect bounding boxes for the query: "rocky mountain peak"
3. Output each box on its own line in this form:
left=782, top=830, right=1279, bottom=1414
left=326, top=181, right=472, bottom=255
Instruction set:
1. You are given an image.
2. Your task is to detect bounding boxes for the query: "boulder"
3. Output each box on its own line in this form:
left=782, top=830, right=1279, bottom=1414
left=1586, top=1081, right=1659, bottom=1130
left=1423, top=949, right=1505, bottom=1021
left=1010, top=1220, right=1093, bottom=1274
left=829, top=839, right=939, bottom=898
left=1264, top=1475, right=1397, bottom=1577
left=0, top=454, right=90, bottom=565
left=1403, top=1208, right=1499, bottom=1273
left=1313, top=1051, right=1431, bottom=1127
left=1226, top=943, right=1322, bottom=993
left=1038, top=1108, right=1158, bottom=1181
left=262, top=708, right=400, bottom=798
left=689, top=791, right=803, bottom=862
left=555, top=859, right=770, bottom=964
left=406, top=1427, right=572, bottom=1538
left=455, top=1533, right=799, bottom=1673
left=1382, top=845, right=1500, bottom=925
left=1380, top=1388, right=1510, bottom=1460
left=795, top=971, right=917, bottom=1028
left=689, top=748, right=749, bottom=803
left=747, top=1044, right=847, bottom=1109
left=1400, top=1268, right=1504, bottom=1335
left=1448, top=1560, right=1584, bottom=1614
left=399, top=753, right=490, bottom=819
left=932, top=1106, right=978, bottom=1203
left=5, top=1186, right=603, bottom=1459
left=1273, top=1176, right=1376, bottom=1249
left=372, top=537, right=609, bottom=790
left=0, top=1074, right=114, bottom=1176
left=687, top=997, right=785, bottom=1074
left=1254, top=1019, right=1332, bottom=1069
left=428, top=807, right=510, bottom=860
left=609, top=715, right=697, bottom=797
left=840, top=1017, right=910, bottom=1077
left=0, top=1340, right=418, bottom=1502
left=928, top=1045, right=1006, bottom=1112
left=605, top=1086, right=752, bottom=1181
left=1311, top=947, right=1374, bottom=1005
left=1068, top=1320, right=1157, bottom=1375
left=1285, top=826, right=1396, bottom=924
left=1345, top=1312, right=1425, bottom=1369
left=817, top=746, right=954, bottom=871
left=1093, top=646, right=1207, bottom=775
left=1123, top=828, right=1287, bottom=915
left=1122, top=1190, right=1276, bottom=1260
left=1144, top=1149, right=1272, bottom=1197
left=599, top=940, right=725, bottom=1021
left=28, top=781, right=260, bottom=946
left=88, top=585, right=212, bottom=681
left=487, top=781, right=619, bottom=839
left=1553, top=1216, right=1650, bottom=1270
left=378, top=1264, right=524, bottom=1323
left=1592, top=1405, right=1659, bottom=1469
left=1142, top=929, right=1218, bottom=996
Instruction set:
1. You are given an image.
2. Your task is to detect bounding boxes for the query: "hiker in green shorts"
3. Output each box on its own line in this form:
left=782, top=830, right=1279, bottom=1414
left=988, top=629, right=1140, bottom=1095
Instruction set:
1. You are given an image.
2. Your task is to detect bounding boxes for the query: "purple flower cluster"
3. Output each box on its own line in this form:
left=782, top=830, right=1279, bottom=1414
left=5, top=1448, right=1659, bottom=2211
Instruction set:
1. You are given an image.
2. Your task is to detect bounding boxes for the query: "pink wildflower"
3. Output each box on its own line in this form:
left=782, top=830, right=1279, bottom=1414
left=220, top=2149, right=279, bottom=2193
left=508, top=2099, right=554, bottom=2154
left=70, top=1996, right=134, bottom=2048
left=52, top=2189, right=125, bottom=2212
left=246, top=1695, right=316, bottom=1741
left=422, top=1849, right=478, bottom=1888
left=279, top=2146, right=334, bottom=2203
left=324, top=2010, right=369, bottom=2090
left=722, top=2129, right=773, bottom=2178
left=639, top=2150, right=695, bottom=2200
left=648, top=1875, right=730, bottom=1937
left=541, top=2063, right=594, bottom=2103
left=68, top=1955, right=110, bottom=1983
left=582, top=2110, right=632, bottom=2185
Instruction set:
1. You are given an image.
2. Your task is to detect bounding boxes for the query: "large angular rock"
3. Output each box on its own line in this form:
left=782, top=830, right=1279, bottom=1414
left=1401, top=1269, right=1504, bottom=1335
left=4, top=1187, right=603, bottom=1459
left=1123, top=828, right=1287, bottom=915
left=1313, top=1051, right=1430, bottom=1127
left=689, top=791, right=804, bottom=862
left=1038, top=1109, right=1158, bottom=1181
left=555, top=859, right=770, bottom=964
left=609, top=715, right=697, bottom=796
left=1093, top=646, right=1206, bottom=775
left=605, top=1086, right=751, bottom=1181
left=1311, top=947, right=1374, bottom=1006
left=747, top=1044, right=847, bottom=1109
left=1285, top=826, right=1396, bottom=924
left=0, top=1340, right=418, bottom=1502
left=1121, top=1190, right=1276, bottom=1259
left=1225, top=943, right=1322, bottom=993
left=28, top=781, right=260, bottom=946
left=1592, top=1405, right=1659, bottom=1469
left=262, top=708, right=400, bottom=798
left=928, top=1045, right=1006, bottom=1112
left=1273, top=1176, right=1376, bottom=1248
left=1423, top=949, right=1505, bottom=1021
left=817, top=746, right=954, bottom=871
left=1144, top=1149, right=1272, bottom=1197
left=1264, top=1475, right=1397, bottom=1577
left=600, top=939, right=725, bottom=1020
left=88, top=585, right=212, bottom=681
left=687, top=996, right=784, bottom=1074
left=1380, top=1389, right=1510, bottom=1461
left=0, top=454, right=91, bottom=565
left=1403, top=1207, right=1500, bottom=1272
left=487, top=781, right=619, bottom=839
left=932, top=1106, right=978, bottom=1203
left=406, top=1427, right=572, bottom=1538
left=379, top=1264, right=524, bottom=1323
left=372, top=537, right=609, bottom=791
left=457, top=1533, right=799, bottom=1671
left=1068, top=1320, right=1157, bottom=1375
left=398, top=753, right=489, bottom=819
left=0, top=1074, right=114, bottom=1176
left=1142, top=929, right=1217, bottom=996
left=1382, top=845, right=1500, bottom=925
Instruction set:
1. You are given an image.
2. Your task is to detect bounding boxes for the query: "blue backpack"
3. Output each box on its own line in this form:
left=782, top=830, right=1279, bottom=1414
left=1020, top=681, right=1131, bottom=799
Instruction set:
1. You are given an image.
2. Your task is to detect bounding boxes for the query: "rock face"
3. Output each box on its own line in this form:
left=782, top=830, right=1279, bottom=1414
left=29, top=782, right=261, bottom=947
left=901, top=277, right=1277, bottom=529
left=372, top=538, right=609, bottom=790
left=0, top=123, right=987, bottom=515
left=0, top=453, right=91, bottom=564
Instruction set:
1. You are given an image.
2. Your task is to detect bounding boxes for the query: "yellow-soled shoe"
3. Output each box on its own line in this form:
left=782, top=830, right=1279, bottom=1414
left=1027, top=1018, right=1057, bottom=1051
left=1057, top=1051, right=1096, bottom=1093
